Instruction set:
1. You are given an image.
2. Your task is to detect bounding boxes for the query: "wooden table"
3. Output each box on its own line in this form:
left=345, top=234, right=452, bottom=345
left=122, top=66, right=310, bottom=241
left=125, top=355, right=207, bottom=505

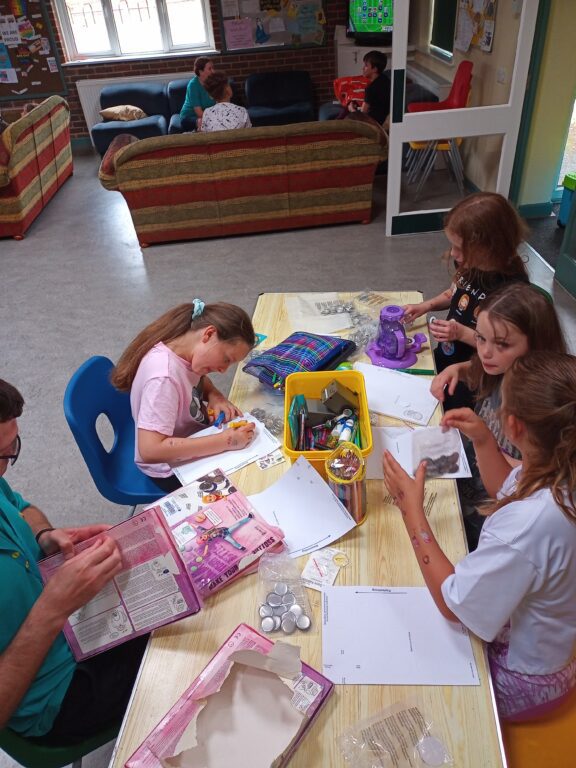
left=110, top=292, right=506, bottom=768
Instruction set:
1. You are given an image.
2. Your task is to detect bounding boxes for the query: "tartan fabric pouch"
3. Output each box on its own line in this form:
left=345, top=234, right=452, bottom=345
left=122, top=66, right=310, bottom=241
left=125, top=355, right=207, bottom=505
left=242, top=332, right=356, bottom=389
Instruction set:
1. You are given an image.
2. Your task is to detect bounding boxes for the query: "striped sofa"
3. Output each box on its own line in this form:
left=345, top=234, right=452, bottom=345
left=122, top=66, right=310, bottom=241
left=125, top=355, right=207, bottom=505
left=98, top=120, right=386, bottom=246
left=0, top=96, right=73, bottom=239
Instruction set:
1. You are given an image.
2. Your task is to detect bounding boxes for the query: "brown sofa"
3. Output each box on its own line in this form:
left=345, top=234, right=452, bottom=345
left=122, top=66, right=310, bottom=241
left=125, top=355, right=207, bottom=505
left=99, top=120, right=386, bottom=246
left=0, top=96, right=73, bottom=239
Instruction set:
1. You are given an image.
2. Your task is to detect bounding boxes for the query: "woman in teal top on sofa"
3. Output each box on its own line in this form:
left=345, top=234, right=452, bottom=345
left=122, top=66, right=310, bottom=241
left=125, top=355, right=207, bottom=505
left=180, top=57, right=216, bottom=132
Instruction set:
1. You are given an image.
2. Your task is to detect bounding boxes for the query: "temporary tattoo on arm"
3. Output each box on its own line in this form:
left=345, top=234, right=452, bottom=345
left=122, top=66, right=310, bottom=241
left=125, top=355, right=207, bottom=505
left=226, top=435, right=238, bottom=448
left=419, top=530, right=432, bottom=544
left=422, top=555, right=430, bottom=565
left=411, top=535, right=420, bottom=549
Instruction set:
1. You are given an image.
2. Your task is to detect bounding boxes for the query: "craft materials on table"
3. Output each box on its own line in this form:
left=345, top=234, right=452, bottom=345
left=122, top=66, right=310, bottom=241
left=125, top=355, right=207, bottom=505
left=325, top=442, right=367, bottom=525
left=249, top=457, right=356, bottom=558
left=365, top=426, right=471, bottom=480
left=353, top=361, right=439, bottom=426
left=285, top=292, right=354, bottom=334
left=322, top=586, right=480, bottom=686
left=258, top=552, right=313, bottom=635
left=173, top=413, right=280, bottom=485
left=301, top=547, right=348, bottom=592
left=286, top=378, right=363, bottom=452
left=366, top=304, right=427, bottom=369
left=124, top=624, right=334, bottom=768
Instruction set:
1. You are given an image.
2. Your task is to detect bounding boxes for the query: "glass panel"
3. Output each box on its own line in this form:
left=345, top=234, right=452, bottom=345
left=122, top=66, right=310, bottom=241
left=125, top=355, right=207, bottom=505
left=400, top=133, right=504, bottom=213
left=166, top=0, right=207, bottom=47
left=65, top=0, right=111, bottom=54
left=112, top=0, right=163, bottom=54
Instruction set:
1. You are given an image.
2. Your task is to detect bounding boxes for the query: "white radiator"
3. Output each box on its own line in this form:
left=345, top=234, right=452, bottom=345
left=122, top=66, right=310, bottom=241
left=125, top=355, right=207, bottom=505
left=77, top=72, right=192, bottom=144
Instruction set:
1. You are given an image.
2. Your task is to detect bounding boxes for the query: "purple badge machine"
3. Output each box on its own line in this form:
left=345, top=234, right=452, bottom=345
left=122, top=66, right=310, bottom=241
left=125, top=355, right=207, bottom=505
left=366, top=305, right=427, bottom=369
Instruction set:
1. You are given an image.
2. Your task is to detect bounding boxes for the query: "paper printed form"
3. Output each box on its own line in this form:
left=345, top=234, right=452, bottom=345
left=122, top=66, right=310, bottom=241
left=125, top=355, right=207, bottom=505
left=322, top=586, right=479, bottom=686
left=173, top=414, right=280, bottom=486
left=353, top=362, right=439, bottom=426
left=249, top=457, right=356, bottom=558
left=39, top=509, right=199, bottom=659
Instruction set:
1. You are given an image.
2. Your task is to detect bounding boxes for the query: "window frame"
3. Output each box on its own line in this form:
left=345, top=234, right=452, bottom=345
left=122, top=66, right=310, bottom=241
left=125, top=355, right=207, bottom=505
left=53, top=0, right=215, bottom=62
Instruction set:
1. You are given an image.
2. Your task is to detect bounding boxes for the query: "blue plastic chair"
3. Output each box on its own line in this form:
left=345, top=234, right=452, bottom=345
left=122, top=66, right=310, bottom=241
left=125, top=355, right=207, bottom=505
left=0, top=721, right=120, bottom=768
left=64, top=356, right=163, bottom=513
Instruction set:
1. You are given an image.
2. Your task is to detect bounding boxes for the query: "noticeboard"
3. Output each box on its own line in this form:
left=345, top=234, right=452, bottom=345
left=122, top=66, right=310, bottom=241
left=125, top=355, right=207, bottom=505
left=0, top=0, right=66, bottom=102
left=219, top=0, right=326, bottom=52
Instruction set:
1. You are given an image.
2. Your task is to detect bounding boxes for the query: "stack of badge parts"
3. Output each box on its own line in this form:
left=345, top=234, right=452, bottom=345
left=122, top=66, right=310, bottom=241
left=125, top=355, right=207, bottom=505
left=258, top=581, right=312, bottom=634
left=325, top=442, right=367, bottom=525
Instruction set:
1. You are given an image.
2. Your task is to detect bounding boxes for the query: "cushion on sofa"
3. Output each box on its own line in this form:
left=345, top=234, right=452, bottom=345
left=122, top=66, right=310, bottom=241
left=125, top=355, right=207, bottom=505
left=100, top=104, right=147, bottom=121
left=100, top=82, right=170, bottom=120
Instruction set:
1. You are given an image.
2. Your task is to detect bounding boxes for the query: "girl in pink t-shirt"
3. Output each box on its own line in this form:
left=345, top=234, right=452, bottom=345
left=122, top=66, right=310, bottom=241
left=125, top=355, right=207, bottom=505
left=112, top=299, right=256, bottom=490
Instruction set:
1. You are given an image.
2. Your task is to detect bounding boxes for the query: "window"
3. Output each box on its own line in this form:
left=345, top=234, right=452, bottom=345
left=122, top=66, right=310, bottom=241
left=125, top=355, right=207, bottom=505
left=54, top=0, right=214, bottom=61
left=430, top=0, right=458, bottom=58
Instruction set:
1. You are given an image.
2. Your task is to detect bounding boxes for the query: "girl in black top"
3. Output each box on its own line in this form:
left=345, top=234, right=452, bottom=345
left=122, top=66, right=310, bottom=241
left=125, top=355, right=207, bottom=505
left=403, top=193, right=529, bottom=408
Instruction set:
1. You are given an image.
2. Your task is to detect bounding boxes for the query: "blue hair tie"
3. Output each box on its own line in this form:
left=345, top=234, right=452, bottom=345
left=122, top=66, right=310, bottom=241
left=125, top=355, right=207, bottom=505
left=191, top=298, right=205, bottom=320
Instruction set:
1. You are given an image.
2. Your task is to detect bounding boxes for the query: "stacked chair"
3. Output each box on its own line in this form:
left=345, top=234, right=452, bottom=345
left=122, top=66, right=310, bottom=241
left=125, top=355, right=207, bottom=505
left=404, top=60, right=473, bottom=201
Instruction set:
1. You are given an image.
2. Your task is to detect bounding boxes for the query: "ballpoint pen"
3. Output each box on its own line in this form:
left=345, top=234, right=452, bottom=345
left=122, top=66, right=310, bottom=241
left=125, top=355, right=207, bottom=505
left=397, top=368, right=435, bottom=376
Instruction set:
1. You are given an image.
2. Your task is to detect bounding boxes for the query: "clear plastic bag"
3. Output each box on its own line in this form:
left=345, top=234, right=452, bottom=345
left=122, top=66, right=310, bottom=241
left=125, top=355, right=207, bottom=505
left=412, top=427, right=460, bottom=477
left=257, top=552, right=313, bottom=635
left=340, top=702, right=453, bottom=768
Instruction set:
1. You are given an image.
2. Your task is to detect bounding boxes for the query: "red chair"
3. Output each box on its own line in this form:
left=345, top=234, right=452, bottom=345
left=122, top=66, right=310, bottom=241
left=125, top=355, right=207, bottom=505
left=407, top=60, right=473, bottom=114
left=405, top=61, right=473, bottom=199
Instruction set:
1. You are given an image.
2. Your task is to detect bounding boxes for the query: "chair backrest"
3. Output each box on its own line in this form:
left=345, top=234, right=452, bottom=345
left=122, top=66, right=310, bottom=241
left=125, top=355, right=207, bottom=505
left=99, top=82, right=170, bottom=120
left=245, top=71, right=313, bottom=108
left=167, top=79, right=189, bottom=115
left=444, top=60, right=473, bottom=109
left=63, top=356, right=162, bottom=506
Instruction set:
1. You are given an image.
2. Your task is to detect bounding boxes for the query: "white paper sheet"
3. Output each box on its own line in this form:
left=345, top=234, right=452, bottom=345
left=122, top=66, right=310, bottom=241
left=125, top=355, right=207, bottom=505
left=353, top=362, right=439, bottom=426
left=173, top=414, right=280, bottom=485
left=366, top=426, right=472, bottom=480
left=249, top=457, right=356, bottom=558
left=322, top=586, right=480, bottom=686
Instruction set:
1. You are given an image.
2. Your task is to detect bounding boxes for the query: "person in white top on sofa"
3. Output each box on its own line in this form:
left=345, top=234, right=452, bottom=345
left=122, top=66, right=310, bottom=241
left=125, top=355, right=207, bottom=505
left=200, top=72, right=252, bottom=133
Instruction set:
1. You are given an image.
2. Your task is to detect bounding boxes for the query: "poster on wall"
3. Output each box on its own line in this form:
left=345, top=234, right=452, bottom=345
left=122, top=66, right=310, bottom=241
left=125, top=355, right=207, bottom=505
left=454, top=0, right=497, bottom=54
left=220, top=0, right=326, bottom=52
left=0, top=0, right=66, bottom=102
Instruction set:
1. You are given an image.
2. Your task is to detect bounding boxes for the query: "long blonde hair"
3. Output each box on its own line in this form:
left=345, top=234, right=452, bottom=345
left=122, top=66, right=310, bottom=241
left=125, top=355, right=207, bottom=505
left=111, top=302, right=255, bottom=392
left=467, top=283, right=566, bottom=400
left=485, top=352, right=576, bottom=523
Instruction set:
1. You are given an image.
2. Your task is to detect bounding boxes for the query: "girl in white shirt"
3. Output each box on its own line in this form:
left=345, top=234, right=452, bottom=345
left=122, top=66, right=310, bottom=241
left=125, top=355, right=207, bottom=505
left=383, top=352, right=576, bottom=721
left=430, top=282, right=567, bottom=550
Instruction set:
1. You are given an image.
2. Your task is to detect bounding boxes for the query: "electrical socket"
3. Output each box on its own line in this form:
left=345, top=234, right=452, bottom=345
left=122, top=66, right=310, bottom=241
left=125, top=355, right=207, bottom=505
left=497, top=67, right=507, bottom=85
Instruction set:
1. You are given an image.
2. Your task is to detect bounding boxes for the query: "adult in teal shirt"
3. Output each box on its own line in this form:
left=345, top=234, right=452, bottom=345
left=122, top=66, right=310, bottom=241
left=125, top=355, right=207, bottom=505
left=0, top=379, right=145, bottom=743
left=180, top=56, right=216, bottom=131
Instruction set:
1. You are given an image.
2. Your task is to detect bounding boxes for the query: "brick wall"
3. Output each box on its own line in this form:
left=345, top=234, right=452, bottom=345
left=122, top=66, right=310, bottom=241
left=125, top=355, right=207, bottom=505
left=2, top=1, right=348, bottom=139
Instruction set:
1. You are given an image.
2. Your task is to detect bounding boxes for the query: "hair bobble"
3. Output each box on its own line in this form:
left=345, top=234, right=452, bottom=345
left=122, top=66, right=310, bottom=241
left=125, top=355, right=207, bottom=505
left=191, top=298, right=205, bottom=320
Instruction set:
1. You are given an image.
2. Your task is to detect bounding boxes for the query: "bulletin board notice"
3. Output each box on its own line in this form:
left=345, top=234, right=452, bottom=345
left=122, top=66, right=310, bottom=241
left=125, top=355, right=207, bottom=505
left=0, top=0, right=66, bottom=102
left=220, top=0, right=326, bottom=52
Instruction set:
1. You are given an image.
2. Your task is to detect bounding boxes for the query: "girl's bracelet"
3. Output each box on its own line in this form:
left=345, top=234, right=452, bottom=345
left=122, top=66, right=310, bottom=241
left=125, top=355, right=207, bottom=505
left=35, top=526, right=55, bottom=544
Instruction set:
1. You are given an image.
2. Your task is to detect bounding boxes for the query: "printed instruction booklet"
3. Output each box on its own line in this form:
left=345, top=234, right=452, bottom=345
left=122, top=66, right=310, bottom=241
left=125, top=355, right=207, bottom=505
left=39, top=471, right=284, bottom=660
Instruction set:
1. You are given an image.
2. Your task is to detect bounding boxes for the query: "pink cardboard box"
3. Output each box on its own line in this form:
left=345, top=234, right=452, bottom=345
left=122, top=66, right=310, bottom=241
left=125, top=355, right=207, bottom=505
left=39, top=471, right=283, bottom=660
left=125, top=623, right=334, bottom=768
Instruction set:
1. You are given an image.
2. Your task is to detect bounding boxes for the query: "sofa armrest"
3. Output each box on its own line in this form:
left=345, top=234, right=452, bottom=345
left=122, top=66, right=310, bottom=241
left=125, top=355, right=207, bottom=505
left=0, top=133, right=10, bottom=188
left=98, top=133, right=140, bottom=189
